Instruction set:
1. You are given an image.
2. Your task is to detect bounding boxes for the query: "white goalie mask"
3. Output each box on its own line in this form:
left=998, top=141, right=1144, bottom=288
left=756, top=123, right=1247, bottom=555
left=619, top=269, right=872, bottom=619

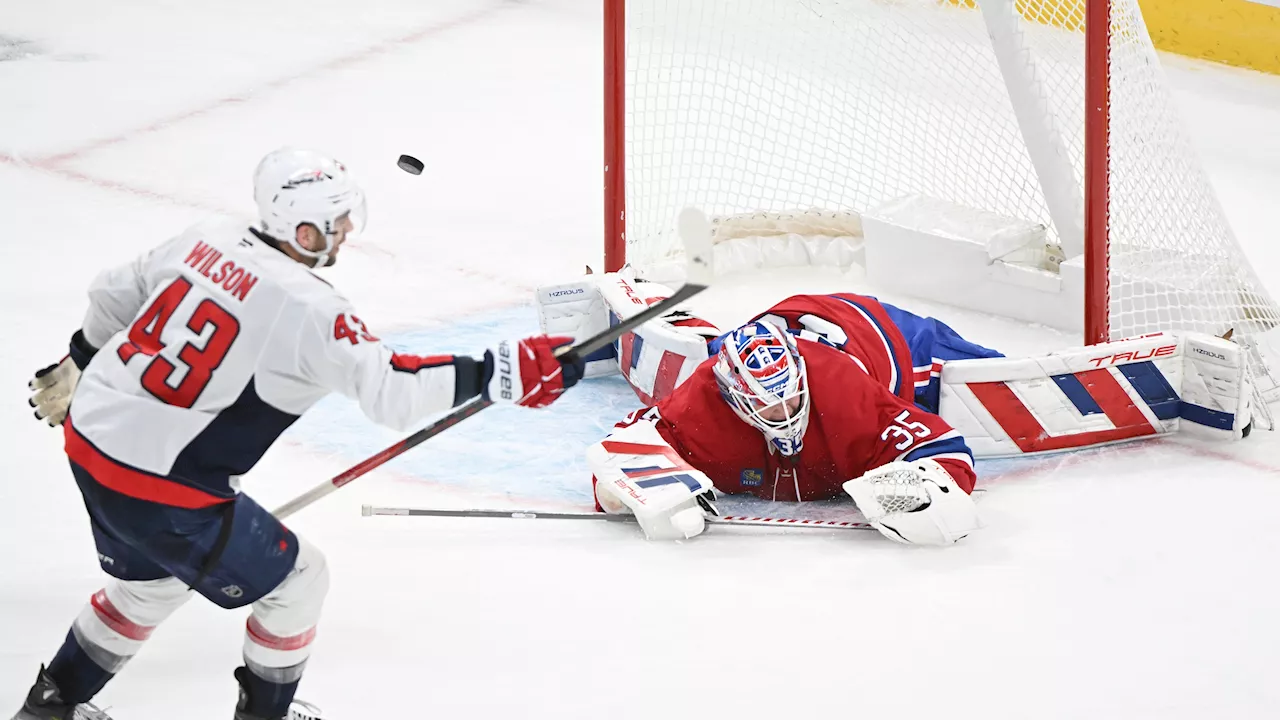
left=712, top=321, right=811, bottom=456
left=253, top=148, right=368, bottom=267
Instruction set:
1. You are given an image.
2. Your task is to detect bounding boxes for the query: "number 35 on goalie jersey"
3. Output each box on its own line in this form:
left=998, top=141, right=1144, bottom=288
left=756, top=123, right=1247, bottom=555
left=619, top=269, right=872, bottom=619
left=67, top=219, right=476, bottom=504
left=619, top=336, right=977, bottom=503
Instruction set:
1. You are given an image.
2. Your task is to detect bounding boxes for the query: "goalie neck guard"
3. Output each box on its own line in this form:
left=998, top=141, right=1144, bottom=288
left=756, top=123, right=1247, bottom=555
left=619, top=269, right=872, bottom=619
left=712, top=321, right=811, bottom=456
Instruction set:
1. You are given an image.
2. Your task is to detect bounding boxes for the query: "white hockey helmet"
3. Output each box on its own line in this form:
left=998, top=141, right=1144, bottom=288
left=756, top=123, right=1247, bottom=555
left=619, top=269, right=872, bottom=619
left=711, top=321, right=811, bottom=456
left=253, top=147, right=367, bottom=267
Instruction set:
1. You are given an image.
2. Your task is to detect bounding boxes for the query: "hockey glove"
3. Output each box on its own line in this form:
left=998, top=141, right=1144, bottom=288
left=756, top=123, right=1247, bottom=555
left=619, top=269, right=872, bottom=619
left=483, top=334, right=584, bottom=408
left=843, top=459, right=981, bottom=546
left=29, top=356, right=81, bottom=427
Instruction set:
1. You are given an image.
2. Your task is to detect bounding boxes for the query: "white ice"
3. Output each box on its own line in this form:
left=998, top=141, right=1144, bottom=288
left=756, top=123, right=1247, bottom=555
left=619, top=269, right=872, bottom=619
left=3, top=2, right=1280, bottom=718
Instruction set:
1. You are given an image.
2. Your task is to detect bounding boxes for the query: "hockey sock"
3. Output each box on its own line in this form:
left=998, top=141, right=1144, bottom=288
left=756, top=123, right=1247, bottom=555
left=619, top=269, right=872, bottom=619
left=235, top=665, right=301, bottom=718
left=47, top=629, right=115, bottom=704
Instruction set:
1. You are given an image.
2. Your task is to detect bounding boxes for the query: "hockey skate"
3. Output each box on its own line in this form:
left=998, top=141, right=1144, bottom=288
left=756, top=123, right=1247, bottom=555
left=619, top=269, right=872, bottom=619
left=10, top=666, right=113, bottom=720
left=233, top=668, right=325, bottom=720
left=233, top=699, right=324, bottom=720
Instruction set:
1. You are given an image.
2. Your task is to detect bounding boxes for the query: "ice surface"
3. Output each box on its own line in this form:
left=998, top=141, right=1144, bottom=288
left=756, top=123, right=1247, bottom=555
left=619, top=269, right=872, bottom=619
left=3, top=1, right=1280, bottom=718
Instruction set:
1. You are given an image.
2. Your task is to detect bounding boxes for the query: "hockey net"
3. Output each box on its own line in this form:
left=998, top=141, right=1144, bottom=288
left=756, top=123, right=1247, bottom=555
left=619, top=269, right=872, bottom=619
left=604, top=0, right=1280, bottom=395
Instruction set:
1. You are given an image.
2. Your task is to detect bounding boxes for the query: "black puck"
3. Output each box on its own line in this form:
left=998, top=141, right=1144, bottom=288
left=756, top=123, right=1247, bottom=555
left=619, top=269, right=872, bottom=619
left=397, top=154, right=424, bottom=175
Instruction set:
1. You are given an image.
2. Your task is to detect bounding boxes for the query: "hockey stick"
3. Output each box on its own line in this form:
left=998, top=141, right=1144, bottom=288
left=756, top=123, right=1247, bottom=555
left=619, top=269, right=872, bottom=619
left=361, top=505, right=874, bottom=531
left=271, top=208, right=715, bottom=520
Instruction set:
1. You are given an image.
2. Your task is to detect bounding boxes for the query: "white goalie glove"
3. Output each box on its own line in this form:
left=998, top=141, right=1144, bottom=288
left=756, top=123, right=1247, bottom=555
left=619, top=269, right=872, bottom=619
left=587, top=420, right=718, bottom=540
left=843, top=459, right=981, bottom=546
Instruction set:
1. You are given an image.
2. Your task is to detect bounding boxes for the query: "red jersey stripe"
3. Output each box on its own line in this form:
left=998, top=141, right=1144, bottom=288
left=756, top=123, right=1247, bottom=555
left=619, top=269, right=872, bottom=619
left=64, top=418, right=231, bottom=509
left=390, top=353, right=456, bottom=372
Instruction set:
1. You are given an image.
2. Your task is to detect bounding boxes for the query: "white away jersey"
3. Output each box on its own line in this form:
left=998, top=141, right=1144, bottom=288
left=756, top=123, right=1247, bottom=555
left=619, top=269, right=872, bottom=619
left=66, top=219, right=478, bottom=506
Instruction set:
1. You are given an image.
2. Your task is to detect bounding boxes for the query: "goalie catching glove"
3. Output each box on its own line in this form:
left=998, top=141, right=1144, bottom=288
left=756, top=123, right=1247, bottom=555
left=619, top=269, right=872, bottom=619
left=482, top=334, right=584, bottom=408
left=587, top=420, right=718, bottom=540
left=843, top=458, right=981, bottom=546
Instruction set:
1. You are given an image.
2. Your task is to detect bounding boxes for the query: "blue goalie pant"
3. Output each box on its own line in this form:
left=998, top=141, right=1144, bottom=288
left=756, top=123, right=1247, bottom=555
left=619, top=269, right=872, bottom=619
left=879, top=301, right=1005, bottom=414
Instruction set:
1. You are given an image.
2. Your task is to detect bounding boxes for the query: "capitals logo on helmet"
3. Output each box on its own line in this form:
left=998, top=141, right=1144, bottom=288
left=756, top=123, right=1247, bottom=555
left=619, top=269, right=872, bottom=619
left=712, top=321, right=810, bottom=456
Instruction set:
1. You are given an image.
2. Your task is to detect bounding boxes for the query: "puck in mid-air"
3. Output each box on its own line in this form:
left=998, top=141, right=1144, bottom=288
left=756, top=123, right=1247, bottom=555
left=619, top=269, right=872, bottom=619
left=397, top=154, right=424, bottom=175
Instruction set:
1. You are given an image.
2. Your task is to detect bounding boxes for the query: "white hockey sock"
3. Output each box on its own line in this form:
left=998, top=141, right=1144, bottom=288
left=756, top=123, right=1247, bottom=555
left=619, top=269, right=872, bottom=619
left=243, top=536, right=329, bottom=684
left=70, top=577, right=192, bottom=673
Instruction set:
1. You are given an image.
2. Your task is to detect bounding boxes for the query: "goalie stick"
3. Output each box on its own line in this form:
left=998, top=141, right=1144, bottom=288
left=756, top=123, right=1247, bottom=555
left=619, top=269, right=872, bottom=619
left=361, top=504, right=875, bottom=530
left=271, top=208, right=715, bottom=519
left=361, top=488, right=989, bottom=532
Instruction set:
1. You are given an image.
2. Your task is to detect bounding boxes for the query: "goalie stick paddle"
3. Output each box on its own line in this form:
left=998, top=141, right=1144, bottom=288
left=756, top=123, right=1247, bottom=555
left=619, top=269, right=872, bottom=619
left=361, top=505, right=875, bottom=531
left=271, top=208, right=715, bottom=520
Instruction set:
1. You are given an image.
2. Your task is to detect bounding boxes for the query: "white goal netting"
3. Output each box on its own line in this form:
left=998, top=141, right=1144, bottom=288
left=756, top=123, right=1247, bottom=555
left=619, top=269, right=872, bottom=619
left=617, top=0, right=1280, bottom=355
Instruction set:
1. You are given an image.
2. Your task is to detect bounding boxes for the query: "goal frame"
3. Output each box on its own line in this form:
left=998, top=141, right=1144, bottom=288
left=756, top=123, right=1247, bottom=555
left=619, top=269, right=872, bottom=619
left=602, top=0, right=1113, bottom=346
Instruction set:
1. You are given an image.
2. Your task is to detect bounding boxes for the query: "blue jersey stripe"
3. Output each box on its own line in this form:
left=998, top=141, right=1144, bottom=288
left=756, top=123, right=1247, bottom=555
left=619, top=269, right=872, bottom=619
left=904, top=434, right=973, bottom=463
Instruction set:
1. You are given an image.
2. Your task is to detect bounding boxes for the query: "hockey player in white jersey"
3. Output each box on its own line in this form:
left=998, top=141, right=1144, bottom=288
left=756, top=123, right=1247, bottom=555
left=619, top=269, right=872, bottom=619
left=15, top=148, right=584, bottom=720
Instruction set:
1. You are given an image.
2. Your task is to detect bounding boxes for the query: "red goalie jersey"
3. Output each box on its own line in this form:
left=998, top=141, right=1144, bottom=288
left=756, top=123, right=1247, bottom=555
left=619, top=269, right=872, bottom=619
left=608, top=293, right=977, bottom=503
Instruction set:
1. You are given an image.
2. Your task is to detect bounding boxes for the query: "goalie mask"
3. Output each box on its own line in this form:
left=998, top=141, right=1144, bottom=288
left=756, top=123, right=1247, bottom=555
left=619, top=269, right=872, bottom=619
left=253, top=147, right=368, bottom=267
left=712, top=321, right=811, bottom=456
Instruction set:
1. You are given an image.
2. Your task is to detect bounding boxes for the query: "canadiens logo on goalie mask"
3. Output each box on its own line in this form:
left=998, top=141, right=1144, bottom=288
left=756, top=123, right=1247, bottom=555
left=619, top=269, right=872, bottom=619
left=712, top=321, right=811, bottom=456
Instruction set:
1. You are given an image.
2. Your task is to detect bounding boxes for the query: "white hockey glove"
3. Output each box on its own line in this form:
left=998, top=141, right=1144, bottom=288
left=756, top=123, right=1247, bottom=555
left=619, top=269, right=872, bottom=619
left=482, top=334, right=584, bottom=408
left=843, top=459, right=980, bottom=546
left=587, top=421, right=718, bottom=540
left=29, top=356, right=81, bottom=427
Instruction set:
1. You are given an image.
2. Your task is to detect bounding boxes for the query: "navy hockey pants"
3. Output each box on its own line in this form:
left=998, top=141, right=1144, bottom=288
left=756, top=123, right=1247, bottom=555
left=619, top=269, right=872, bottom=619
left=70, top=461, right=298, bottom=608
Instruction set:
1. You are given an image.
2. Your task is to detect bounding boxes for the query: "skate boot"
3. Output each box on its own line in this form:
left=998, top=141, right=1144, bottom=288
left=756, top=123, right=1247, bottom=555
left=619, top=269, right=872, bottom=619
left=233, top=702, right=324, bottom=720
left=232, top=667, right=325, bottom=720
left=284, top=700, right=324, bottom=720
left=10, top=666, right=113, bottom=720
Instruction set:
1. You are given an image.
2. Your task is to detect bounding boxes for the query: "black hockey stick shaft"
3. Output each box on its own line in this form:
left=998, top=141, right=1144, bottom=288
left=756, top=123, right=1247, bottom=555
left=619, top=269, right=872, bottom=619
left=557, top=279, right=705, bottom=364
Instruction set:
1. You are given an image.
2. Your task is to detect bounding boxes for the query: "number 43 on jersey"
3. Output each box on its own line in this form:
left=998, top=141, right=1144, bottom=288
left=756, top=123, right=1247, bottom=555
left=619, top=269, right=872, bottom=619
left=116, top=278, right=240, bottom=409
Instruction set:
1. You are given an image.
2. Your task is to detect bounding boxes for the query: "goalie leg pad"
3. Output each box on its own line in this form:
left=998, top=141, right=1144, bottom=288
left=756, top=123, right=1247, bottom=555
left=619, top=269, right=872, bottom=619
left=1180, top=333, right=1252, bottom=440
left=843, top=459, right=980, bottom=546
left=587, top=421, right=717, bottom=541
left=536, top=273, right=718, bottom=403
left=535, top=279, right=616, bottom=379
left=938, top=332, right=1254, bottom=457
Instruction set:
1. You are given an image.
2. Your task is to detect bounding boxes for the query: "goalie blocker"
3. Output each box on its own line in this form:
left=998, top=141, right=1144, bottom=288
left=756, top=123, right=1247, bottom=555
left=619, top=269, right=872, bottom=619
left=539, top=273, right=1254, bottom=458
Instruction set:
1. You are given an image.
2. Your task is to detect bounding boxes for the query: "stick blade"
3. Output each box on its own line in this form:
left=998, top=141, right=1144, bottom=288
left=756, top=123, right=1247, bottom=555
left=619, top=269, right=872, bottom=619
left=677, top=207, right=713, bottom=287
